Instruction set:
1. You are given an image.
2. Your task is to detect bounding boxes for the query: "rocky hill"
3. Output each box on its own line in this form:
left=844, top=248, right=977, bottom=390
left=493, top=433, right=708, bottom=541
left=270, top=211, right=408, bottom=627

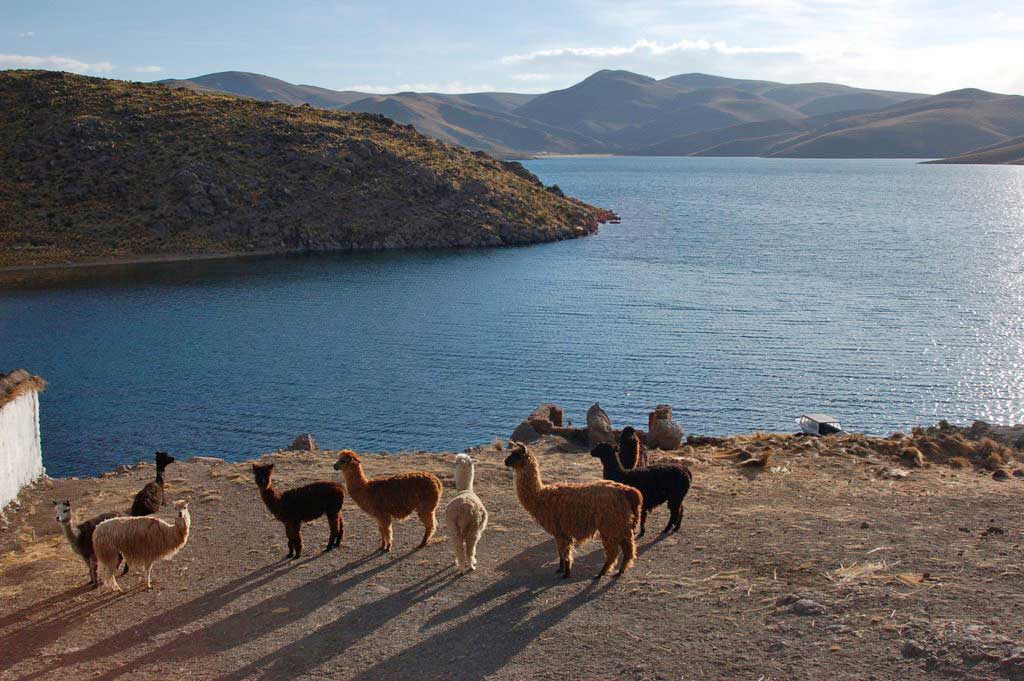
left=0, top=70, right=614, bottom=268
left=925, top=135, right=1024, bottom=165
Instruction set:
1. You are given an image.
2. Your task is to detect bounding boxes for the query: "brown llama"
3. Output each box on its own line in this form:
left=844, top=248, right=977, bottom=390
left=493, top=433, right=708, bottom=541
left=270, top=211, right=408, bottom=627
left=504, top=441, right=641, bottom=579
left=333, top=450, right=442, bottom=552
left=54, top=500, right=126, bottom=587
left=130, top=451, right=176, bottom=516
left=252, top=463, right=345, bottom=559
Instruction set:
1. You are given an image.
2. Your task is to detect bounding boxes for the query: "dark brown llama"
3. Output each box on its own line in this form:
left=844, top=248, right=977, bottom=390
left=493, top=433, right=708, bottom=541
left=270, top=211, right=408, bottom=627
left=252, top=463, right=345, bottom=559
left=130, top=451, right=176, bottom=516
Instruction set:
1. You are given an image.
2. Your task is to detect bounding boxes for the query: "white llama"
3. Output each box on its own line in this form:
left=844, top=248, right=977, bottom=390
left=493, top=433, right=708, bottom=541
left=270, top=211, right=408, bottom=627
left=445, top=454, right=488, bottom=573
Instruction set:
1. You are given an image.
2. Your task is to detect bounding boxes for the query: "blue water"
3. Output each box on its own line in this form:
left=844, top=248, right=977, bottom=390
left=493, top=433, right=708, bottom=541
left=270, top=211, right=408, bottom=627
left=3, top=157, right=1023, bottom=477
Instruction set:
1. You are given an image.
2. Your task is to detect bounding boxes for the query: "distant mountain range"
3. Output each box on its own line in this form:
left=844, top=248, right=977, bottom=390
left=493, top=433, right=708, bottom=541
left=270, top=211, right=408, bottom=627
left=161, top=70, right=1024, bottom=162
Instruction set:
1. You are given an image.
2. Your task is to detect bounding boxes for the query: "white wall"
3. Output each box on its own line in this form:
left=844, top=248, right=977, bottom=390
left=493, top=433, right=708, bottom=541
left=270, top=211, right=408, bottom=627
left=0, top=390, right=44, bottom=510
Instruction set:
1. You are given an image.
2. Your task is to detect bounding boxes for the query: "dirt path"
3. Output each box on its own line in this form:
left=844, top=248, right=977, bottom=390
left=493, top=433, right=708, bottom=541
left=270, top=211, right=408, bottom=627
left=1, top=438, right=1022, bottom=680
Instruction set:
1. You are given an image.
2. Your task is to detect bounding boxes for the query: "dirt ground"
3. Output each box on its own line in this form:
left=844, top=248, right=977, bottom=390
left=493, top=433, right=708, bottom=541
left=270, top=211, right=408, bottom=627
left=1, top=436, right=1022, bottom=680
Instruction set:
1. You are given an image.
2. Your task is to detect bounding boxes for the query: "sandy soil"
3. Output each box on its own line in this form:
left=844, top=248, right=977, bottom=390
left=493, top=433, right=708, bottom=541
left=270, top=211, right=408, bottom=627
left=1, top=437, right=1022, bottom=680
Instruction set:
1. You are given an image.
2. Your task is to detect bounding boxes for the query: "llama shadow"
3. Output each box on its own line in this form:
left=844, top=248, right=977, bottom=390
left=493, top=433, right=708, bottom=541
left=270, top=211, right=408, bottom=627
left=83, top=550, right=408, bottom=681
left=356, top=540, right=614, bottom=680
left=0, top=586, right=119, bottom=674
left=215, top=563, right=458, bottom=680
left=18, top=559, right=296, bottom=680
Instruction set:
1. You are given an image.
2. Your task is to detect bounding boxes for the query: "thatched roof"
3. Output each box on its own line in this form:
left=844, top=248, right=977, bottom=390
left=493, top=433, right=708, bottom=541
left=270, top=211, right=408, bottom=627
left=0, top=369, right=46, bottom=410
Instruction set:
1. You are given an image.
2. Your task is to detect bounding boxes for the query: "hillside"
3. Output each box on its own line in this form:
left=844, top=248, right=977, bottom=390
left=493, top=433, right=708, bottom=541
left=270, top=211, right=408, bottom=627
left=925, top=135, right=1024, bottom=165
left=160, top=71, right=370, bottom=108
left=2, top=433, right=1022, bottom=679
left=0, top=71, right=615, bottom=268
left=343, top=93, right=604, bottom=156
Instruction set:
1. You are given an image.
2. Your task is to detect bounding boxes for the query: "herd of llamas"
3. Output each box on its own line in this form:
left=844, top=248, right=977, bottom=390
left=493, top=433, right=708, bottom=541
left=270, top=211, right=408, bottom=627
left=55, top=429, right=692, bottom=590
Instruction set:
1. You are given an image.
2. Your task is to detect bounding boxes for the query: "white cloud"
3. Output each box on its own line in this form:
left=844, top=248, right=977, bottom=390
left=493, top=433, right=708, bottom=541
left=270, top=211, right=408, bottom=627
left=133, top=65, right=163, bottom=73
left=510, top=73, right=554, bottom=82
left=17, top=31, right=35, bottom=38
left=502, top=38, right=794, bottom=64
left=0, top=54, right=113, bottom=74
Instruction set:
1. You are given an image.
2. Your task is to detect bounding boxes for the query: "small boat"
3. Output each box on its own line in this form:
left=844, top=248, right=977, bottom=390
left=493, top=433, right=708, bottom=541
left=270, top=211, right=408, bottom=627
left=797, top=413, right=844, bottom=436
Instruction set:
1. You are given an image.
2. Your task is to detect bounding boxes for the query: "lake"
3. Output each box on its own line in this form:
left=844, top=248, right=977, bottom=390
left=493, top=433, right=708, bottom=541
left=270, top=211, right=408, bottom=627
left=3, top=157, right=1023, bottom=477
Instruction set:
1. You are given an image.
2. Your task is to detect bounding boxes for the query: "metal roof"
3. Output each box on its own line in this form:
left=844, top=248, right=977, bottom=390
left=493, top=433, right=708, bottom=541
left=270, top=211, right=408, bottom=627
left=800, top=413, right=841, bottom=424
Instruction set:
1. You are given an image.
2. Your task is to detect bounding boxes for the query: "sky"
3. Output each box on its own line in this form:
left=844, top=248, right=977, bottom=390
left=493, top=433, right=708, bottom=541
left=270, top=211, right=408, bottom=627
left=3, top=0, right=1024, bottom=95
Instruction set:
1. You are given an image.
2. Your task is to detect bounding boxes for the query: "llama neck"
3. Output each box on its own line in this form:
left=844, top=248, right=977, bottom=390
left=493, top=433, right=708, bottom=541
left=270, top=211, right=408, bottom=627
left=175, top=516, right=190, bottom=546
left=155, top=470, right=165, bottom=487
left=600, top=455, right=625, bottom=480
left=258, top=484, right=283, bottom=515
left=455, top=465, right=474, bottom=493
left=59, top=519, right=81, bottom=552
left=341, top=465, right=369, bottom=493
left=514, top=460, right=545, bottom=511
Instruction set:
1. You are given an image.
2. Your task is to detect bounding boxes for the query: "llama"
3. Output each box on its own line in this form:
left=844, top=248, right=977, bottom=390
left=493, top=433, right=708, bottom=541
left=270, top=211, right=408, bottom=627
left=444, top=454, right=488, bottom=573
left=590, top=443, right=692, bottom=537
left=93, top=500, right=191, bottom=592
left=333, top=450, right=442, bottom=552
left=252, top=463, right=345, bottom=559
left=130, top=451, right=176, bottom=516
left=619, top=427, right=648, bottom=469
left=54, top=500, right=126, bottom=587
left=504, top=441, right=641, bottom=579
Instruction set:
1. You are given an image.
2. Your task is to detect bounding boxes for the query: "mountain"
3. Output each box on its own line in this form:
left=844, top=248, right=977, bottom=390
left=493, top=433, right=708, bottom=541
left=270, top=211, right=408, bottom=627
left=344, top=93, right=604, bottom=156
left=763, top=89, right=1024, bottom=158
left=924, top=136, right=1024, bottom=165
left=161, top=71, right=370, bottom=108
left=0, top=71, right=613, bottom=268
left=513, top=70, right=924, bottom=143
left=156, top=69, right=1024, bottom=159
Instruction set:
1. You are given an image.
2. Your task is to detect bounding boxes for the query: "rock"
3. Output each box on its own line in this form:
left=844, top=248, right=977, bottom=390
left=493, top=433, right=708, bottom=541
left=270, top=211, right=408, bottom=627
left=290, top=434, right=318, bottom=451
left=190, top=456, right=225, bottom=464
left=510, top=420, right=542, bottom=444
left=900, top=446, right=925, bottom=467
left=1014, top=469, right=1024, bottom=478
left=992, top=468, right=1010, bottom=481
left=901, top=640, right=928, bottom=659
left=529, top=403, right=565, bottom=428
left=860, top=521, right=871, bottom=529
left=587, top=402, right=614, bottom=446
left=647, top=405, right=684, bottom=450
left=1000, top=647, right=1024, bottom=679
left=790, top=598, right=827, bottom=616
left=880, top=467, right=911, bottom=479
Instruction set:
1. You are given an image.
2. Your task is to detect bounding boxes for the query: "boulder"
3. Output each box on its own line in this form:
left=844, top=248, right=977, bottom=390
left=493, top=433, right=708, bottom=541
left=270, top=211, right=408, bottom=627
left=510, top=420, right=542, bottom=444
left=510, top=403, right=567, bottom=444
left=647, top=404, right=684, bottom=450
left=587, top=402, right=614, bottom=446
left=290, top=434, right=318, bottom=451
left=529, top=403, right=565, bottom=428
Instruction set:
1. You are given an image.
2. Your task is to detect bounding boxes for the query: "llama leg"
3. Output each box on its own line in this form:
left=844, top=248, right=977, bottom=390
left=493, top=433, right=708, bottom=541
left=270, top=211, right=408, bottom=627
left=335, top=512, right=345, bottom=545
left=417, top=510, right=436, bottom=548
left=121, top=554, right=129, bottom=576
left=466, top=530, right=481, bottom=571
left=595, top=534, right=619, bottom=579
left=665, top=500, right=681, bottom=534
left=554, top=536, right=569, bottom=575
left=377, top=517, right=394, bottom=552
left=100, top=559, right=121, bottom=593
left=563, top=541, right=575, bottom=579
left=616, top=535, right=637, bottom=576
left=638, top=508, right=648, bottom=538
left=447, top=517, right=464, bottom=571
left=144, top=562, right=154, bottom=589
left=325, top=512, right=339, bottom=552
left=285, top=523, right=302, bottom=559
left=87, top=556, right=98, bottom=587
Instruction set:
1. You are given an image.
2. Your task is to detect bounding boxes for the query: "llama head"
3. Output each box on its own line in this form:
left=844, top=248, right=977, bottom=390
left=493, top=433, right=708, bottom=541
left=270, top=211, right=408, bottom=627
left=53, top=499, right=72, bottom=523
left=453, top=453, right=474, bottom=469
left=252, top=463, right=275, bottom=488
left=590, top=443, right=618, bottom=461
left=333, top=450, right=361, bottom=470
left=155, top=451, right=176, bottom=469
left=453, top=453, right=475, bottom=490
left=174, top=500, right=190, bottom=524
left=503, top=441, right=531, bottom=468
